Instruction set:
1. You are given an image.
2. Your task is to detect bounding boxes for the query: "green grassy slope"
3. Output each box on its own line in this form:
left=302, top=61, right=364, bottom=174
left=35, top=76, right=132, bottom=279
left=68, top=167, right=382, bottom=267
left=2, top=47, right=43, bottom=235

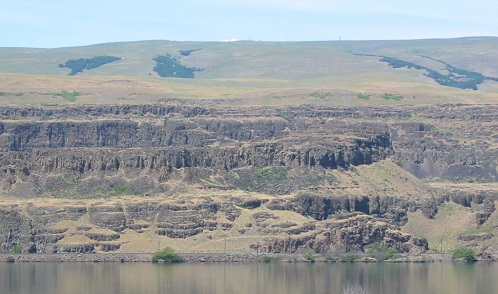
left=1, top=38, right=497, bottom=79
left=0, top=37, right=497, bottom=105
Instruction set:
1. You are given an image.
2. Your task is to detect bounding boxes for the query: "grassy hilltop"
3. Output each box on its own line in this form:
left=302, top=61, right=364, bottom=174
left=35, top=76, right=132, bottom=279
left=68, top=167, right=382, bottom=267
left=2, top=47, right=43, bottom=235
left=1, top=37, right=498, bottom=105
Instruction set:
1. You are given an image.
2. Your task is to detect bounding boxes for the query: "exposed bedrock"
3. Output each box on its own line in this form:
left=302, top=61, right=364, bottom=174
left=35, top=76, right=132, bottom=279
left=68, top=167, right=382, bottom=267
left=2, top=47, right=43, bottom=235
left=0, top=104, right=212, bottom=120
left=391, top=120, right=498, bottom=182
left=0, top=123, right=392, bottom=196
left=0, top=195, right=429, bottom=254
left=0, top=144, right=389, bottom=196
left=0, top=119, right=289, bottom=150
left=1, top=189, right=493, bottom=254
left=1, top=103, right=498, bottom=254
left=1, top=103, right=497, bottom=184
left=256, top=215, right=427, bottom=254
left=439, top=190, right=497, bottom=226
left=0, top=141, right=389, bottom=175
left=268, top=192, right=444, bottom=224
left=0, top=200, right=222, bottom=253
left=0, top=116, right=390, bottom=150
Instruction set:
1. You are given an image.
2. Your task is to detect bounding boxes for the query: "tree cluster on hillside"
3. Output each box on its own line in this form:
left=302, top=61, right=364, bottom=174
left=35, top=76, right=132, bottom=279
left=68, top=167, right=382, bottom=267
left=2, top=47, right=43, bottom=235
left=179, top=49, right=201, bottom=56
left=379, top=57, right=424, bottom=70
left=152, top=54, right=203, bottom=78
left=59, top=56, right=121, bottom=76
left=378, top=55, right=497, bottom=90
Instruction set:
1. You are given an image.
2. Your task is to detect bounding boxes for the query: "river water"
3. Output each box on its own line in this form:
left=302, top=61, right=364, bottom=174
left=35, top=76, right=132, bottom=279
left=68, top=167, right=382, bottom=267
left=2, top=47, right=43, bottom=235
left=0, top=262, right=496, bottom=294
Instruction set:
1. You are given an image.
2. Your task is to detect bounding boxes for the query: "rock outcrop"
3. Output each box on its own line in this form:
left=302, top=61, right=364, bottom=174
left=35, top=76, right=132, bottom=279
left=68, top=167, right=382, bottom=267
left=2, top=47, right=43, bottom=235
left=0, top=197, right=429, bottom=254
left=0, top=103, right=497, bottom=254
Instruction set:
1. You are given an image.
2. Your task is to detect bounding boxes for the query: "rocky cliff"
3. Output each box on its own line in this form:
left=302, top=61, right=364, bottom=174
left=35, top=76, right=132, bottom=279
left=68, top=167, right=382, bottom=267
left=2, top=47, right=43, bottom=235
left=0, top=103, right=496, bottom=255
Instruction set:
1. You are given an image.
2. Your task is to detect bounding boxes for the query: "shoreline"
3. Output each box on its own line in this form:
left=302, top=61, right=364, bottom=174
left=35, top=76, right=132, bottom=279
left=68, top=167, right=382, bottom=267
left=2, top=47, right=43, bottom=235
left=1, top=253, right=496, bottom=263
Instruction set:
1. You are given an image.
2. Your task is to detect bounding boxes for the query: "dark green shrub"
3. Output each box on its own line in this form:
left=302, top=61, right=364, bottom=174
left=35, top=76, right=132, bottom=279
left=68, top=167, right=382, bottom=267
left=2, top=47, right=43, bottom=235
left=112, top=186, right=136, bottom=196
left=304, top=250, right=316, bottom=262
left=10, top=245, right=22, bottom=254
left=381, top=93, right=403, bottom=101
left=367, top=242, right=398, bottom=261
left=152, top=246, right=182, bottom=263
left=55, top=91, right=80, bottom=102
left=356, top=93, right=370, bottom=100
left=452, top=247, right=476, bottom=262
left=254, top=166, right=288, bottom=182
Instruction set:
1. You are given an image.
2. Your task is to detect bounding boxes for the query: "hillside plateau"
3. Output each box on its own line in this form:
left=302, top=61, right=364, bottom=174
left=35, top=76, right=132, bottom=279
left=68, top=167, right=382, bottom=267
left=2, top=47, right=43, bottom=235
left=1, top=37, right=498, bottom=106
left=0, top=38, right=497, bottom=257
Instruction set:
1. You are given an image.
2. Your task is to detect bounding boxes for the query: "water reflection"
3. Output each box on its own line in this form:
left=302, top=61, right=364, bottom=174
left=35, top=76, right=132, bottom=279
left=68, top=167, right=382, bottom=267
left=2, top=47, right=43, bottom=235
left=0, top=262, right=496, bottom=294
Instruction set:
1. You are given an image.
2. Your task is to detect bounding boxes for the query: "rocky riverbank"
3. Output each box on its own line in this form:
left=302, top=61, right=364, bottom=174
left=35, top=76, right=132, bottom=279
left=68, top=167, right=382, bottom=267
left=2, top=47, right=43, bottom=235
left=0, top=253, right=153, bottom=263
left=0, top=253, right=264, bottom=263
left=1, top=252, right=496, bottom=263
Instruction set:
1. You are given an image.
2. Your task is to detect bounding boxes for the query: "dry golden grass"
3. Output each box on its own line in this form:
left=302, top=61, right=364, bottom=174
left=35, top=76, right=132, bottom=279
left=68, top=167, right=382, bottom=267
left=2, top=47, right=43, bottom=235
left=1, top=161, right=496, bottom=253
left=428, top=182, right=498, bottom=192
left=403, top=203, right=474, bottom=251
left=402, top=201, right=498, bottom=253
left=1, top=38, right=498, bottom=106
left=329, top=159, right=434, bottom=199
left=0, top=191, right=315, bottom=253
left=2, top=72, right=498, bottom=106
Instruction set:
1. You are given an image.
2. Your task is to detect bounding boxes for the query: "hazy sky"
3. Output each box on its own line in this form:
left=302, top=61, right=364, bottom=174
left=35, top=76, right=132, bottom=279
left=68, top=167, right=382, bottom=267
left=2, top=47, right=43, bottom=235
left=1, top=0, right=496, bottom=48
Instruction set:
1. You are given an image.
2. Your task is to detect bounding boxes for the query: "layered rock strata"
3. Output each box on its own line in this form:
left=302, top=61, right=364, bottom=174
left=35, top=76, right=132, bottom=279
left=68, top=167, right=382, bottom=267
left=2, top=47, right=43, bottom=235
left=0, top=103, right=496, bottom=254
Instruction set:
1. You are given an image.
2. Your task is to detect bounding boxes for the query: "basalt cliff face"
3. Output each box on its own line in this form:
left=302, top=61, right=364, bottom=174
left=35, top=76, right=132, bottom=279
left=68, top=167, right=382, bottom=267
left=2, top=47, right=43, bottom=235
left=0, top=103, right=496, bottom=255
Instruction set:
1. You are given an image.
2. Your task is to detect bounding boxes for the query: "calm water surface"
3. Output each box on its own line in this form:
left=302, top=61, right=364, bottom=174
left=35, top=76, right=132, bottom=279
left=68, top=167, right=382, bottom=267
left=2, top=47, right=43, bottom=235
left=0, top=262, right=496, bottom=294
